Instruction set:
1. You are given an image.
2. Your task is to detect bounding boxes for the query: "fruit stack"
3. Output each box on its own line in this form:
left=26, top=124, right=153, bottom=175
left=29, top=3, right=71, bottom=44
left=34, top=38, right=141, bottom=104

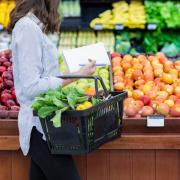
left=0, top=49, right=20, bottom=118
left=0, top=0, right=15, bottom=29
left=90, top=0, right=146, bottom=29
left=111, top=52, right=180, bottom=118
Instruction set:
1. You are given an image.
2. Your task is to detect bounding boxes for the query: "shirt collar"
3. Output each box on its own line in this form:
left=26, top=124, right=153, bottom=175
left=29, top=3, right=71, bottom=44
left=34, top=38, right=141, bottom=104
left=26, top=12, right=44, bottom=30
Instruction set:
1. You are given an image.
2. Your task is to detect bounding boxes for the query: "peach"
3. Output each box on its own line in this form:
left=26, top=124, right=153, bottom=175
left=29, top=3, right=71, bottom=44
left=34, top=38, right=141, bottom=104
left=113, top=76, right=124, bottom=83
left=133, top=63, right=143, bottom=70
left=169, top=95, right=178, bottom=102
left=146, top=81, right=155, bottom=87
left=174, top=60, right=180, bottom=71
left=170, top=105, right=180, bottom=117
left=144, top=71, right=154, bottom=81
left=121, top=62, right=132, bottom=72
left=169, top=69, right=178, bottom=79
left=174, top=86, right=180, bottom=99
left=140, top=106, right=154, bottom=117
left=151, top=60, right=160, bottom=67
left=156, top=91, right=169, bottom=101
left=156, top=52, right=166, bottom=63
left=111, top=52, right=121, bottom=58
left=158, top=82, right=166, bottom=91
left=145, top=91, right=157, bottom=100
left=164, top=84, right=174, bottom=95
left=164, top=99, right=174, bottom=108
left=162, top=73, right=173, bottom=84
left=114, top=70, right=124, bottom=77
left=149, top=100, right=159, bottom=111
left=112, top=57, right=121, bottom=66
left=139, top=95, right=151, bottom=106
left=124, top=105, right=137, bottom=117
left=137, top=54, right=147, bottom=62
left=132, top=58, right=139, bottom=65
left=123, top=54, right=133, bottom=62
left=134, top=79, right=145, bottom=89
left=148, top=55, right=157, bottom=62
left=112, top=66, right=122, bottom=73
left=132, top=90, right=144, bottom=100
left=134, top=100, right=144, bottom=110
left=132, top=69, right=143, bottom=80
left=154, top=77, right=161, bottom=85
left=124, top=77, right=133, bottom=86
left=142, top=84, right=152, bottom=94
left=124, top=98, right=135, bottom=106
left=175, top=99, right=180, bottom=105
left=114, top=82, right=125, bottom=91
left=153, top=63, right=163, bottom=69
left=154, top=68, right=163, bottom=77
left=163, top=61, right=174, bottom=73
left=156, top=103, right=170, bottom=116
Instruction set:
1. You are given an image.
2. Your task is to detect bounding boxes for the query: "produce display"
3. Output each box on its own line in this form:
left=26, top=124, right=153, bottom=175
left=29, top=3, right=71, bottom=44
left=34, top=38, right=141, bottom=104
left=115, top=31, right=180, bottom=57
left=59, top=65, right=111, bottom=93
left=0, top=49, right=19, bottom=117
left=0, top=0, right=15, bottom=29
left=32, top=86, right=102, bottom=128
left=59, top=31, right=115, bottom=51
left=59, top=0, right=81, bottom=18
left=142, top=31, right=180, bottom=56
left=90, top=0, right=146, bottom=29
left=111, top=52, right=180, bottom=118
left=145, top=1, right=180, bottom=30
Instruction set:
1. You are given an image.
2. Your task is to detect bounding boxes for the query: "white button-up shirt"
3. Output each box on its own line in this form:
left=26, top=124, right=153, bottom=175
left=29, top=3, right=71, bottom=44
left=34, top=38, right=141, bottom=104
left=11, top=12, right=62, bottom=155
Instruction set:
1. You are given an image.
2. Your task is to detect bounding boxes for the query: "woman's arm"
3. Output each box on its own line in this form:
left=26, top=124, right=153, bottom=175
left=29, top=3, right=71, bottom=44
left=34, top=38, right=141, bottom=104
left=14, top=24, right=63, bottom=100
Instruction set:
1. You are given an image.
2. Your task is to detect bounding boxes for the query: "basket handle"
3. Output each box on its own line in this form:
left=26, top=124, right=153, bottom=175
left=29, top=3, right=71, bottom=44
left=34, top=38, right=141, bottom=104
left=56, top=75, right=109, bottom=98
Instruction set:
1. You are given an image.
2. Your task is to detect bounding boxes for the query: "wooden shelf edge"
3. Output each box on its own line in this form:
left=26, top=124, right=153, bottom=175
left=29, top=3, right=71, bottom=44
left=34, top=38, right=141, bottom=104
left=101, top=134, right=180, bottom=150
left=0, top=136, right=19, bottom=150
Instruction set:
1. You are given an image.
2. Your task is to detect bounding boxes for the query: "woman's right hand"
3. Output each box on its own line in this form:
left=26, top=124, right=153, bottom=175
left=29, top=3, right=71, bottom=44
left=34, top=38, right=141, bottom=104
left=79, top=59, right=96, bottom=76
left=62, top=59, right=96, bottom=86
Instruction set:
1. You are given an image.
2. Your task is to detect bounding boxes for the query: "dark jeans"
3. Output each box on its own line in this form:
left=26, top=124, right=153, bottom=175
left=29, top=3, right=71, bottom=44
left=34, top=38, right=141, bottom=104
left=28, top=127, right=81, bottom=180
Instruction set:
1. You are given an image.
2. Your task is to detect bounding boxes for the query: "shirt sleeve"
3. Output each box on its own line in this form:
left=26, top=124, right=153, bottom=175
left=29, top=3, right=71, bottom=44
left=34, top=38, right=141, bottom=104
left=15, top=23, right=62, bottom=100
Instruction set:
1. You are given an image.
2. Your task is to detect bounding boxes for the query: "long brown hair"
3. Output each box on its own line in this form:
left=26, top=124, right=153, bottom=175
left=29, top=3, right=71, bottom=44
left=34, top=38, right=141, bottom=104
left=8, top=0, right=61, bottom=33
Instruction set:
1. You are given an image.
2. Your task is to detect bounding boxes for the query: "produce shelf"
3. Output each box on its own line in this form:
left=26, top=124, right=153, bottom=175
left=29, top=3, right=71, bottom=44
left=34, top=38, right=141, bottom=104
left=1, top=117, right=180, bottom=151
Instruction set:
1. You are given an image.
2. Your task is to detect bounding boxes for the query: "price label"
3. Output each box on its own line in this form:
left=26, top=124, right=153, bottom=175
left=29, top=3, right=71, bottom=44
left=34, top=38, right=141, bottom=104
left=147, top=24, right=157, bottom=30
left=0, top=24, right=3, bottom=30
left=94, top=24, right=103, bottom=30
left=147, top=115, right=164, bottom=127
left=115, top=24, right=124, bottom=30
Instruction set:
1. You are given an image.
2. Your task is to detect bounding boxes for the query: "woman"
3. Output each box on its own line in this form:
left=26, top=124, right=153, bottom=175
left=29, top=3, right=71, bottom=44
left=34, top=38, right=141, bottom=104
left=9, top=0, right=96, bottom=179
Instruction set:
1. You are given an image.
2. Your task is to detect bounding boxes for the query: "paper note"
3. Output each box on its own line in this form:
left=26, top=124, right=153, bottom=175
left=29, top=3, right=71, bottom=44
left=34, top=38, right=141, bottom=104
left=62, top=42, right=110, bottom=72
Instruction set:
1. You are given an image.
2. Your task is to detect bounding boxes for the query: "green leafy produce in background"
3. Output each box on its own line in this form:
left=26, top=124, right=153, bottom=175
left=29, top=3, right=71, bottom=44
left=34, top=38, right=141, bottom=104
left=145, top=1, right=180, bottom=31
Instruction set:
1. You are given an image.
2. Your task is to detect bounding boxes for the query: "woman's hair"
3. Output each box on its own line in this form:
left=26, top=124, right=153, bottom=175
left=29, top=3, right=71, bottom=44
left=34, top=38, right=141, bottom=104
left=8, top=0, right=61, bottom=33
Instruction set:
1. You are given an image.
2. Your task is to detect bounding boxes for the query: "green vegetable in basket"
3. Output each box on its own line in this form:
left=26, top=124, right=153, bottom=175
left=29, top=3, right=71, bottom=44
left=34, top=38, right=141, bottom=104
left=51, top=107, right=68, bottom=128
left=38, top=106, right=58, bottom=119
left=53, top=97, right=68, bottom=108
left=32, top=86, right=95, bottom=128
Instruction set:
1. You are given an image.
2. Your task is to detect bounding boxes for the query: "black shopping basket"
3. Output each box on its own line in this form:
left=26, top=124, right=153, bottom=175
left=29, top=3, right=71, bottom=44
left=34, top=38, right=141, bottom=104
left=34, top=75, right=127, bottom=155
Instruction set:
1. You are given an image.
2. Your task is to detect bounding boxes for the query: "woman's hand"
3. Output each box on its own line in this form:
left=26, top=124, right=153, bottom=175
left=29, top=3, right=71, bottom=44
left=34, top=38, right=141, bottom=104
left=79, top=59, right=96, bottom=76
left=62, top=59, right=96, bottom=86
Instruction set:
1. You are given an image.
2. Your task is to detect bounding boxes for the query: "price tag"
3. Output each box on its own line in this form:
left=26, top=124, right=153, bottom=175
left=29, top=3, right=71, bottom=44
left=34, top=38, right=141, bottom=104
left=115, top=24, right=124, bottom=30
left=0, top=24, right=3, bottom=30
left=147, top=115, right=164, bottom=127
left=94, top=24, right=103, bottom=30
left=147, top=24, right=157, bottom=30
